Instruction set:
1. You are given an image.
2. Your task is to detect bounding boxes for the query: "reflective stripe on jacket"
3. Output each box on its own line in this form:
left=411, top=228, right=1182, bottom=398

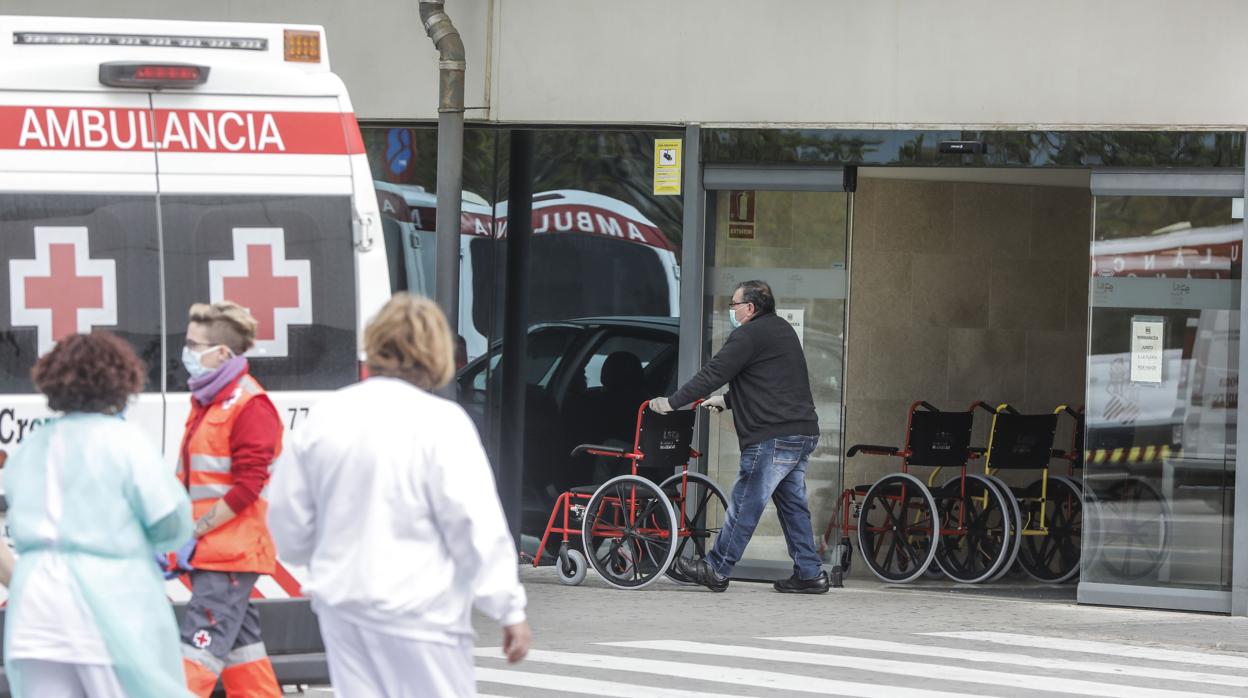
left=179, top=373, right=279, bottom=574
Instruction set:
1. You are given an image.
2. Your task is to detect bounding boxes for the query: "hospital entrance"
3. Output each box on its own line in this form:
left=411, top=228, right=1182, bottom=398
left=696, top=161, right=1240, bottom=613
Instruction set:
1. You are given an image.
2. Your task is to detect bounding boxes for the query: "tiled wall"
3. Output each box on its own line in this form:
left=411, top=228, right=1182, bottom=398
left=843, top=178, right=1091, bottom=491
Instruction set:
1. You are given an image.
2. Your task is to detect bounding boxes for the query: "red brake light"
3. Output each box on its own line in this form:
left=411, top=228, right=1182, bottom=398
left=99, top=62, right=210, bottom=89
left=134, top=65, right=202, bottom=81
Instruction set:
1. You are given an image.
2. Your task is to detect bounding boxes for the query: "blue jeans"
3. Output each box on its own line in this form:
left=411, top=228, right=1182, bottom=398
left=707, top=434, right=822, bottom=580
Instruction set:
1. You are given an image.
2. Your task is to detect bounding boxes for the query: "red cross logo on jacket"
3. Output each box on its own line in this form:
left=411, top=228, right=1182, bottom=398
left=9, top=227, right=118, bottom=354
left=209, top=228, right=312, bottom=358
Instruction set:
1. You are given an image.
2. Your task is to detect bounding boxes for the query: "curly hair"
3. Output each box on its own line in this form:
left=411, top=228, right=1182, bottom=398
left=364, top=293, right=454, bottom=391
left=32, top=332, right=146, bottom=414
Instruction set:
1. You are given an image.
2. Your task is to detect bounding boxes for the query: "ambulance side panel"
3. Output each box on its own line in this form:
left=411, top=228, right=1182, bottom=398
left=0, top=92, right=166, bottom=521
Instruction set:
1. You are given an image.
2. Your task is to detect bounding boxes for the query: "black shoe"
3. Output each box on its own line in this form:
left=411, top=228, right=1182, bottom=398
left=774, top=571, right=831, bottom=594
left=673, top=557, right=729, bottom=592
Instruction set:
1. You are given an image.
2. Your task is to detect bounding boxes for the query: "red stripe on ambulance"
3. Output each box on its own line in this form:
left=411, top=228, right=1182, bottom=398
left=0, top=106, right=364, bottom=154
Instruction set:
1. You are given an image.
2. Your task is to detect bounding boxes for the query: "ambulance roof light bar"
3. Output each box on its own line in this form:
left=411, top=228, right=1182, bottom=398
left=14, top=31, right=267, bottom=51
left=99, top=62, right=209, bottom=89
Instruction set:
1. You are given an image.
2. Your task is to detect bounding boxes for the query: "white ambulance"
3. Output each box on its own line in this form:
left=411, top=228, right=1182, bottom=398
left=374, top=182, right=682, bottom=362
left=0, top=14, right=389, bottom=684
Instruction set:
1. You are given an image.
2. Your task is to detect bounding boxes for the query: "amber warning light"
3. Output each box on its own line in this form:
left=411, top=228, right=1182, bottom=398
left=99, top=62, right=209, bottom=89
left=284, top=29, right=321, bottom=63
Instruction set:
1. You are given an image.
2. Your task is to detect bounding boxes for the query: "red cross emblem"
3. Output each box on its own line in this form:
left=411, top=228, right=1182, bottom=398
left=209, top=228, right=311, bottom=358
left=192, top=629, right=212, bottom=649
left=9, top=227, right=117, bottom=354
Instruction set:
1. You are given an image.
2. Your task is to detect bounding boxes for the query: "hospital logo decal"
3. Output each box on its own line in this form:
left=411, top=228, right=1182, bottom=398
left=209, top=228, right=312, bottom=358
left=9, top=226, right=118, bottom=354
left=192, top=630, right=212, bottom=649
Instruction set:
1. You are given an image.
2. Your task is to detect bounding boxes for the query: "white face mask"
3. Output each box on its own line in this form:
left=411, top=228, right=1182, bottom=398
left=729, top=306, right=744, bottom=329
left=182, top=345, right=222, bottom=379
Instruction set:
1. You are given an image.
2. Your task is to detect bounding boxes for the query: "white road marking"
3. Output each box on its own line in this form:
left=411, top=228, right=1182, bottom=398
left=768, top=635, right=1248, bottom=688
left=605, top=639, right=1225, bottom=698
left=475, top=666, right=757, bottom=697
left=926, top=632, right=1248, bottom=672
left=475, top=646, right=1003, bottom=698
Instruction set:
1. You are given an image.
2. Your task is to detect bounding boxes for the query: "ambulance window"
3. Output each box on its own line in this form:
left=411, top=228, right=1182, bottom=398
left=0, top=194, right=162, bottom=393
left=159, top=195, right=358, bottom=392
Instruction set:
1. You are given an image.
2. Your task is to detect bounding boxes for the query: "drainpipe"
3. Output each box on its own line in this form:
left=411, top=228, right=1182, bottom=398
left=419, top=0, right=465, bottom=344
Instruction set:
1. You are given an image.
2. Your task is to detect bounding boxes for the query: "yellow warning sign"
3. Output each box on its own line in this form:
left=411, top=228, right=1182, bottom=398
left=653, top=138, right=682, bottom=196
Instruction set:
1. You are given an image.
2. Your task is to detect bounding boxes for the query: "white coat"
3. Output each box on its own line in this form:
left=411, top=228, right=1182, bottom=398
left=267, top=377, right=527, bottom=645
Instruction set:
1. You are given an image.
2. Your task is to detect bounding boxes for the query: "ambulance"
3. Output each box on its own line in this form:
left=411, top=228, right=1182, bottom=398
left=0, top=15, right=389, bottom=685
left=374, top=182, right=682, bottom=362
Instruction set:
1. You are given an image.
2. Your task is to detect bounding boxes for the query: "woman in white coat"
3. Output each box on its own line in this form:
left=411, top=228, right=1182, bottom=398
left=268, top=293, right=530, bottom=697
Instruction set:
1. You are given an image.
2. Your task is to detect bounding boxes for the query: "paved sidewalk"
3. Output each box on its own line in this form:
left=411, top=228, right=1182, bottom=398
left=296, top=566, right=1248, bottom=696
left=492, top=565, right=1248, bottom=655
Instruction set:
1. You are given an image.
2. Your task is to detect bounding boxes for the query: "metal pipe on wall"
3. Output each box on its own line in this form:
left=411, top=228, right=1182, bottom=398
left=499, top=130, right=534, bottom=544
left=419, top=0, right=465, bottom=342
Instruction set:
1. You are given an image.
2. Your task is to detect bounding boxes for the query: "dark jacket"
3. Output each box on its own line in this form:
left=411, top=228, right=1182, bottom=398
left=668, top=312, right=818, bottom=447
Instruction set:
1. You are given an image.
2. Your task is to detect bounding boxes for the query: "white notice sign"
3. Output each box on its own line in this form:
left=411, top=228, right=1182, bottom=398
left=778, top=308, right=805, bottom=347
left=1130, top=317, right=1164, bottom=383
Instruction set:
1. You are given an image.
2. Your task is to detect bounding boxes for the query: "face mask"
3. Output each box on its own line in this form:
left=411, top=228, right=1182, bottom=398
left=728, top=307, right=743, bottom=329
left=182, top=345, right=219, bottom=379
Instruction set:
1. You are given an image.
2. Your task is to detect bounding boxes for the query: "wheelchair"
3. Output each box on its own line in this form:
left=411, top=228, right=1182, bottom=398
left=967, top=402, right=1069, bottom=584
left=823, top=400, right=1000, bottom=584
left=1011, top=405, right=1084, bottom=583
left=531, top=402, right=728, bottom=590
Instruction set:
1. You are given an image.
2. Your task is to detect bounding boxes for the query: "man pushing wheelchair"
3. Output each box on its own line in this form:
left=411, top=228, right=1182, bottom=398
left=649, top=280, right=828, bottom=594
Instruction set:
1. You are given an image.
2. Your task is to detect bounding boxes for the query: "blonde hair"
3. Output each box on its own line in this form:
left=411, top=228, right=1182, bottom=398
left=364, top=293, right=454, bottom=390
left=188, top=301, right=258, bottom=355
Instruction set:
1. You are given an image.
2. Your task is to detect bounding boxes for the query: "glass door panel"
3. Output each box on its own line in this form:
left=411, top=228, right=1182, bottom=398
left=702, top=182, right=849, bottom=576
left=1081, top=173, right=1241, bottom=611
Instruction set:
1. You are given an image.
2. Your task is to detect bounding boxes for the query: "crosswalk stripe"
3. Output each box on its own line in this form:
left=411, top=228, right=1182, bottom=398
left=926, top=632, right=1248, bottom=672
left=475, top=666, right=755, bottom=697
left=767, top=635, right=1248, bottom=689
left=475, top=647, right=1000, bottom=698
left=605, top=640, right=1224, bottom=698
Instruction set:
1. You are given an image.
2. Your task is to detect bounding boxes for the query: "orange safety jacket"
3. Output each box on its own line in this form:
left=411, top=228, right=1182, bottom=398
left=178, top=373, right=278, bottom=575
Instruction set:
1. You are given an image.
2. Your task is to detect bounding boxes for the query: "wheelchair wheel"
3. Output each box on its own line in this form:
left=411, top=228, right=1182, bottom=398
left=657, top=472, right=728, bottom=585
left=933, top=473, right=1012, bottom=584
left=982, top=474, right=1022, bottom=583
left=1018, top=475, right=1082, bottom=583
left=581, top=475, right=678, bottom=590
left=857, top=473, right=940, bottom=583
left=557, top=548, right=588, bottom=586
left=1087, top=476, right=1168, bottom=581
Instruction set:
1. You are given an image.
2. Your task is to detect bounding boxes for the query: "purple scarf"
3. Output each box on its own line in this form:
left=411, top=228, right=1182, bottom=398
left=189, top=355, right=249, bottom=405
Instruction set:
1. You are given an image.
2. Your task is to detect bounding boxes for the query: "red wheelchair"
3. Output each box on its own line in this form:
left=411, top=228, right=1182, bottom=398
left=531, top=401, right=728, bottom=590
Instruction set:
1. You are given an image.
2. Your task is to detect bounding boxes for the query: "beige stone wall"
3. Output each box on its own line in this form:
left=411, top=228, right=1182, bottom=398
left=843, top=178, right=1091, bottom=493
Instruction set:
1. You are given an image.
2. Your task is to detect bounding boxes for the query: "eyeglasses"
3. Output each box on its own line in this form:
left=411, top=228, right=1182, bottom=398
left=729, top=301, right=751, bottom=308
